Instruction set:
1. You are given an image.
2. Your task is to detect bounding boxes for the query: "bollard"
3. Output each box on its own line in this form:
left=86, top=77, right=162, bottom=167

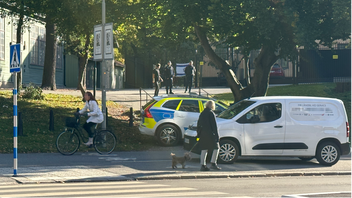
left=129, top=107, right=134, bottom=127
left=18, top=112, right=23, bottom=136
left=49, top=109, right=54, bottom=131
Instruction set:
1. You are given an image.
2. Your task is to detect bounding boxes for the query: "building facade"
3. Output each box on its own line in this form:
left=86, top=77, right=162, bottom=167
left=0, top=16, right=65, bottom=88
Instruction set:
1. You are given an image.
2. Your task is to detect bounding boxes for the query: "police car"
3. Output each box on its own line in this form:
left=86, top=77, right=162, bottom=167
left=139, top=95, right=228, bottom=146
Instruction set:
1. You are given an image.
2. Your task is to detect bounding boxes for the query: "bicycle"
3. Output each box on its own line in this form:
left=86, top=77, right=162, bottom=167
left=56, top=114, right=117, bottom=155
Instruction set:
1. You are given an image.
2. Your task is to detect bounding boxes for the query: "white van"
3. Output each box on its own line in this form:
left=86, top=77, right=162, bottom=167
left=184, top=96, right=350, bottom=166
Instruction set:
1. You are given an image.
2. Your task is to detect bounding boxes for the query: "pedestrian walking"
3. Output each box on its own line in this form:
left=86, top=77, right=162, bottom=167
left=153, top=64, right=163, bottom=96
left=184, top=60, right=196, bottom=93
left=196, top=100, right=221, bottom=171
left=164, top=61, right=175, bottom=94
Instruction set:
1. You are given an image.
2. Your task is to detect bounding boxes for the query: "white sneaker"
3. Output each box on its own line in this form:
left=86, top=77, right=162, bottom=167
left=84, top=142, right=92, bottom=146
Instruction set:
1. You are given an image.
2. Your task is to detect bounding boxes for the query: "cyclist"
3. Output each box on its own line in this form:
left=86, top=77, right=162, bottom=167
left=76, top=92, right=104, bottom=146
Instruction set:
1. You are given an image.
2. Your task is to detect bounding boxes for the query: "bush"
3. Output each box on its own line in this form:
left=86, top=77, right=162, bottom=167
left=22, top=83, right=44, bottom=100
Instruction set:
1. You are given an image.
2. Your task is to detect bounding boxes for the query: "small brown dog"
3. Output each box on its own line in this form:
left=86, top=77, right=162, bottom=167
left=171, top=152, right=191, bottom=169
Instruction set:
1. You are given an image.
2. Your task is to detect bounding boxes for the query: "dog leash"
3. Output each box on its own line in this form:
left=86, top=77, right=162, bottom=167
left=189, top=141, right=199, bottom=153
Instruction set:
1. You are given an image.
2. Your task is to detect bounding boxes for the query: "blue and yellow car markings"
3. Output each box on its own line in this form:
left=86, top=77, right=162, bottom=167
left=149, top=109, right=175, bottom=122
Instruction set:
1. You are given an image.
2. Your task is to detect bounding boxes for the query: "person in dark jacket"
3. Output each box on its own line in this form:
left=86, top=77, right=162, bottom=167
left=164, top=61, right=174, bottom=94
left=196, top=100, right=221, bottom=171
left=152, top=64, right=163, bottom=96
left=184, top=60, right=196, bottom=93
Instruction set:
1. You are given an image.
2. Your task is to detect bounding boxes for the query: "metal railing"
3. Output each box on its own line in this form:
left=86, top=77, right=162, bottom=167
left=139, top=88, right=153, bottom=110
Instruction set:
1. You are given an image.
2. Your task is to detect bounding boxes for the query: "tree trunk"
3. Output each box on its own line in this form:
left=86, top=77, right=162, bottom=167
left=41, top=16, right=57, bottom=90
left=16, top=1, right=24, bottom=91
left=77, top=32, right=90, bottom=97
left=194, top=25, right=244, bottom=101
left=195, top=25, right=278, bottom=102
left=250, top=45, right=278, bottom=96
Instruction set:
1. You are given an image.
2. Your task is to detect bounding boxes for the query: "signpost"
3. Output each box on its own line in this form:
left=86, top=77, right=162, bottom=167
left=10, top=44, right=20, bottom=176
left=93, top=0, right=114, bottom=130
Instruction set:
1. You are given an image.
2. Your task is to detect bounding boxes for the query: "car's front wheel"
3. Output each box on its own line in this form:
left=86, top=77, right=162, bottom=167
left=156, top=124, right=181, bottom=146
left=316, top=141, right=340, bottom=166
left=218, top=139, right=240, bottom=164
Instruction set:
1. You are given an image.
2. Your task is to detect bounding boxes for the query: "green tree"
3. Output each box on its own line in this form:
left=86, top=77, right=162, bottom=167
left=157, top=0, right=351, bottom=101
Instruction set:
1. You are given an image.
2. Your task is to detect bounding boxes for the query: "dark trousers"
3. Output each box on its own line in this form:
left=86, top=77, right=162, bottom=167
left=165, top=78, right=173, bottom=94
left=185, top=76, right=193, bottom=92
left=154, top=82, right=160, bottom=96
left=83, top=122, right=97, bottom=138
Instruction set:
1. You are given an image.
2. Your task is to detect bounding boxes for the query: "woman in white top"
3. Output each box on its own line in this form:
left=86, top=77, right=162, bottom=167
left=78, top=92, right=104, bottom=146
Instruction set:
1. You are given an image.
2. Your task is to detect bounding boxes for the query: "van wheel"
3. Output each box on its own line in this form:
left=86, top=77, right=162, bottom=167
left=298, top=157, right=315, bottom=161
left=218, top=139, right=240, bottom=164
left=316, top=142, right=340, bottom=166
left=156, top=124, right=181, bottom=147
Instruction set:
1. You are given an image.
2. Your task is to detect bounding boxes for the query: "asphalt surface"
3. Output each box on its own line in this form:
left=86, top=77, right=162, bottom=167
left=0, top=146, right=350, bottom=185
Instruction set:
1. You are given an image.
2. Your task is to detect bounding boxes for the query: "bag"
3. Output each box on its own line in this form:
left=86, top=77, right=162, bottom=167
left=65, top=117, right=78, bottom=127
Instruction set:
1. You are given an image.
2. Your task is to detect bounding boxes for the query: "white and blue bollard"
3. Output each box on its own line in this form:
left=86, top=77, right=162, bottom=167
left=13, top=72, right=18, bottom=176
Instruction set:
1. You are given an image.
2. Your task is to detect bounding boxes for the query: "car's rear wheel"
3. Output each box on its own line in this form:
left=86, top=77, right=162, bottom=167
left=218, top=139, right=240, bottom=164
left=316, top=141, right=340, bottom=166
left=298, top=157, right=315, bottom=161
left=156, top=124, right=181, bottom=146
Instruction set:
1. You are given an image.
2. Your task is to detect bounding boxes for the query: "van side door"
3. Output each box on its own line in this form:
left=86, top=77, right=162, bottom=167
left=237, top=102, right=285, bottom=155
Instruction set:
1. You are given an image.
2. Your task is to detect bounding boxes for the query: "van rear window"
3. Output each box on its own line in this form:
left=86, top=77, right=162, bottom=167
left=218, top=100, right=256, bottom=119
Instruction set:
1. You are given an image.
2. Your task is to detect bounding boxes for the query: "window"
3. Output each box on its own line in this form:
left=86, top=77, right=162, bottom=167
left=163, top=100, right=181, bottom=110
left=238, top=103, right=282, bottom=123
left=30, top=26, right=45, bottom=66
left=202, top=101, right=226, bottom=115
left=0, top=17, right=4, bottom=60
left=179, top=100, right=199, bottom=113
left=218, top=100, right=256, bottom=119
left=56, top=44, right=63, bottom=69
left=30, top=26, right=39, bottom=65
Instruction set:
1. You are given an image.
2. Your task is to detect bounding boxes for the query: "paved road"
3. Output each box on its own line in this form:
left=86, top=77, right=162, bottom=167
left=0, top=146, right=350, bottom=184
left=0, top=176, right=350, bottom=197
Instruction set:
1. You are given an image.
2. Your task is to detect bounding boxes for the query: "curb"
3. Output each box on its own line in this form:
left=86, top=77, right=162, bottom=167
left=1, top=171, right=350, bottom=184
left=134, top=171, right=351, bottom=181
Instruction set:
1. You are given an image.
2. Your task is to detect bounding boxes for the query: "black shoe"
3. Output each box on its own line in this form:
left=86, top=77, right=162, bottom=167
left=200, top=165, right=210, bottom=171
left=210, top=163, right=221, bottom=170
left=170, top=92, right=174, bottom=94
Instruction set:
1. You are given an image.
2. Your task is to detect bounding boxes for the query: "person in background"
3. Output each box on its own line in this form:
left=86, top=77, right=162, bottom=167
left=184, top=60, right=196, bottom=93
left=196, top=100, right=221, bottom=171
left=152, top=63, right=163, bottom=96
left=164, top=61, right=175, bottom=94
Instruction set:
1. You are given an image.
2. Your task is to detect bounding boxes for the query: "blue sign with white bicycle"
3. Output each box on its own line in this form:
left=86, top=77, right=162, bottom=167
left=10, top=44, right=21, bottom=73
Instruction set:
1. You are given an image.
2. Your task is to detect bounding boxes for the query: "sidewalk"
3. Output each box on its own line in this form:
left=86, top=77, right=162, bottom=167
left=0, top=150, right=350, bottom=185
left=42, top=87, right=233, bottom=110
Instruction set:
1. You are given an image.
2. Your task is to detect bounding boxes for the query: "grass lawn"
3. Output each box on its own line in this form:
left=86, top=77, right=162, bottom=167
left=0, top=91, right=155, bottom=154
left=213, top=83, right=351, bottom=120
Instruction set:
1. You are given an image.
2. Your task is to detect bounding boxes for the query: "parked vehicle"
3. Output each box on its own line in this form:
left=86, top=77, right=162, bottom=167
left=184, top=96, right=350, bottom=166
left=139, top=95, right=228, bottom=146
left=270, top=64, right=285, bottom=78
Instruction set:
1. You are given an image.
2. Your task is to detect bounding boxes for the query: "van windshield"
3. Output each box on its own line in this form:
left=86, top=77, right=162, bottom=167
left=218, top=100, right=256, bottom=119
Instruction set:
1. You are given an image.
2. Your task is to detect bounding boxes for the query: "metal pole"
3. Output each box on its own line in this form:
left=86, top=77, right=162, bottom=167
left=13, top=72, right=18, bottom=176
left=139, top=87, right=142, bottom=110
left=94, top=61, right=96, bottom=97
left=101, top=0, right=107, bottom=130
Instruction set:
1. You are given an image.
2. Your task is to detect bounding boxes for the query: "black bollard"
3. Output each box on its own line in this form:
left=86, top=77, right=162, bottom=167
left=129, top=107, right=134, bottom=127
left=18, top=112, right=23, bottom=136
left=49, top=109, right=54, bottom=131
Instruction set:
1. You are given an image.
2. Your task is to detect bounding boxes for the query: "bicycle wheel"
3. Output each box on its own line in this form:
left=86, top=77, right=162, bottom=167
left=56, top=128, right=80, bottom=155
left=94, top=130, right=117, bottom=155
